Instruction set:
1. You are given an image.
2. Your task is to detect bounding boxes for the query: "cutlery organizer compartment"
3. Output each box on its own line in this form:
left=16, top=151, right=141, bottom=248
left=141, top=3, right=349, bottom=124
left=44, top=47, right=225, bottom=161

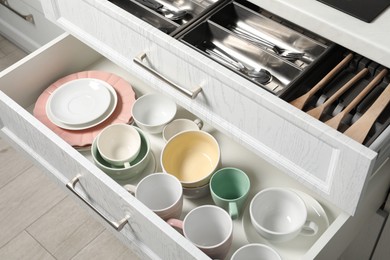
left=285, top=48, right=390, bottom=147
left=108, top=0, right=225, bottom=35
left=177, top=0, right=335, bottom=95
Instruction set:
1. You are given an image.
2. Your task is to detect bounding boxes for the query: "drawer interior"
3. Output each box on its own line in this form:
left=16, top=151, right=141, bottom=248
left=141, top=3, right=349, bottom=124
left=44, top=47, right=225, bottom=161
left=285, top=50, right=390, bottom=147
left=0, top=34, right=347, bottom=259
left=108, top=0, right=224, bottom=35
left=178, top=0, right=334, bottom=96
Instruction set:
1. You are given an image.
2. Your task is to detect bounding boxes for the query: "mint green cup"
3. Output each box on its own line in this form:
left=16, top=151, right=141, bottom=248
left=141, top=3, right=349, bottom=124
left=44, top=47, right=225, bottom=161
left=210, top=167, right=250, bottom=219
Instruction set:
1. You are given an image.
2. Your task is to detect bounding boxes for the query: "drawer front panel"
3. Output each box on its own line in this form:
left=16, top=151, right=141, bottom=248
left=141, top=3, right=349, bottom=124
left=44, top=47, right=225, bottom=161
left=40, top=0, right=379, bottom=215
left=42, top=0, right=156, bottom=66
left=137, top=41, right=378, bottom=215
left=0, top=0, right=62, bottom=52
left=0, top=35, right=207, bottom=260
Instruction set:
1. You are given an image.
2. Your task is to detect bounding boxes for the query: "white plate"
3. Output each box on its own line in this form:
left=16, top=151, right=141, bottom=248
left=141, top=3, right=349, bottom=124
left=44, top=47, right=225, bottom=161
left=47, top=78, right=114, bottom=126
left=242, top=189, right=329, bottom=259
left=46, top=79, right=118, bottom=130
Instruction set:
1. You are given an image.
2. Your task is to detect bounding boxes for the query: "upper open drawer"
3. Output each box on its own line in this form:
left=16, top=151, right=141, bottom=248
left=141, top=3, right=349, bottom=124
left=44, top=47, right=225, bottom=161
left=39, top=0, right=390, bottom=216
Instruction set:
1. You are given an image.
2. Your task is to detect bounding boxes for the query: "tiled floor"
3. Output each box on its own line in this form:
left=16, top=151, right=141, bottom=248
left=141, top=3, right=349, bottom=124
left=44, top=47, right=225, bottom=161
left=0, top=34, right=140, bottom=259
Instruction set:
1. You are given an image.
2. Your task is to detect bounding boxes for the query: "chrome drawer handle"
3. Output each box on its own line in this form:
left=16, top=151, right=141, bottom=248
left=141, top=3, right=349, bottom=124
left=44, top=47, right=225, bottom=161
left=133, top=52, right=202, bottom=99
left=0, top=0, right=35, bottom=24
left=66, top=175, right=129, bottom=231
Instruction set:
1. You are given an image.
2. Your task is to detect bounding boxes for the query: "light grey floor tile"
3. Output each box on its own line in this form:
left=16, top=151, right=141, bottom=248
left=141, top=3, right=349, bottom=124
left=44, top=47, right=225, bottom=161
left=71, top=230, right=138, bottom=260
left=116, top=247, right=142, bottom=260
left=0, top=231, right=55, bottom=260
left=0, top=138, right=34, bottom=189
left=0, top=35, right=27, bottom=71
left=27, top=196, right=105, bottom=260
left=0, top=166, right=66, bottom=247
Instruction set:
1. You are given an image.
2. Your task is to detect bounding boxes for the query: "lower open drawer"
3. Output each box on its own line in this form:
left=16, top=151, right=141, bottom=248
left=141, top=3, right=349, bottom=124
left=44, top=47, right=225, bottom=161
left=1, top=34, right=389, bottom=259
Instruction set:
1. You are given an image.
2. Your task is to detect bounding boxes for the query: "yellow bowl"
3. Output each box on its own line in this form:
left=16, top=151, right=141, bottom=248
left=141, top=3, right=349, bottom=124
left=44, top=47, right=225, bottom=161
left=161, top=131, right=220, bottom=188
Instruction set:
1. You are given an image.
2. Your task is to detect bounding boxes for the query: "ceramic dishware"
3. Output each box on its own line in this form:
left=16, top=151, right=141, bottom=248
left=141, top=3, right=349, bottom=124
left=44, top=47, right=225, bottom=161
left=46, top=78, right=115, bottom=126
left=168, top=205, right=233, bottom=259
left=132, top=93, right=177, bottom=134
left=182, top=182, right=210, bottom=199
left=231, top=243, right=281, bottom=260
left=162, top=118, right=203, bottom=142
left=124, top=173, right=183, bottom=220
left=97, top=124, right=141, bottom=167
left=161, top=130, right=220, bottom=188
left=33, top=71, right=136, bottom=147
left=91, top=127, right=151, bottom=180
left=250, top=187, right=319, bottom=243
left=210, top=167, right=250, bottom=219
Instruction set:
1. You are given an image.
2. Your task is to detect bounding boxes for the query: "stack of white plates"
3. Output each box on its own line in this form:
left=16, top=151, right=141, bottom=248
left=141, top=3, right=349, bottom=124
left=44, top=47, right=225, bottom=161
left=46, top=78, right=118, bottom=130
left=33, top=71, right=136, bottom=148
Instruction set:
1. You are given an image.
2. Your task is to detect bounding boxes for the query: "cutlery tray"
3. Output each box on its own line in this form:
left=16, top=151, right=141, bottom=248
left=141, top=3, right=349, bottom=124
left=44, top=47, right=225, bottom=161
left=177, top=0, right=334, bottom=95
left=108, top=0, right=225, bottom=35
left=285, top=48, right=390, bottom=147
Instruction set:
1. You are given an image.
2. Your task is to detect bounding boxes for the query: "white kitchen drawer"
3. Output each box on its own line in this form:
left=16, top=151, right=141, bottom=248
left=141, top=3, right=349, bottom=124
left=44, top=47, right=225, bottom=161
left=1, top=32, right=390, bottom=259
left=0, top=0, right=63, bottom=52
left=39, top=0, right=390, bottom=216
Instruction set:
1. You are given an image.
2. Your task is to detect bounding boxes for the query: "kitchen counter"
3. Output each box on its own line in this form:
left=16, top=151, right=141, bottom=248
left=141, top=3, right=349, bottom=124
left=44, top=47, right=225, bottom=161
left=251, top=0, right=390, bottom=68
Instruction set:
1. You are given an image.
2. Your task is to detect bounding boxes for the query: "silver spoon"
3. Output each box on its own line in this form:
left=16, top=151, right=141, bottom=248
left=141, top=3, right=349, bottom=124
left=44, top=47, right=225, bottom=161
left=205, top=42, right=272, bottom=84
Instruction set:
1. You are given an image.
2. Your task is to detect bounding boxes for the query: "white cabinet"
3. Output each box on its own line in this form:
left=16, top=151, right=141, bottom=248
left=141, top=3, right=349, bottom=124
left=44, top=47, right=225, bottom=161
left=2, top=33, right=390, bottom=259
left=0, top=0, right=63, bottom=52
left=39, top=0, right=390, bottom=216
left=0, top=0, right=389, bottom=258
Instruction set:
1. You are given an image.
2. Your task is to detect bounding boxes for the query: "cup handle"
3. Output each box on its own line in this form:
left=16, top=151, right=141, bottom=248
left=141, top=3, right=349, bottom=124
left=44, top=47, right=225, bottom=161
left=229, top=202, right=238, bottom=220
left=301, top=220, right=319, bottom=236
left=123, top=184, right=137, bottom=195
left=167, top=218, right=184, bottom=235
left=194, top=118, right=203, bottom=130
left=123, top=162, right=131, bottom=168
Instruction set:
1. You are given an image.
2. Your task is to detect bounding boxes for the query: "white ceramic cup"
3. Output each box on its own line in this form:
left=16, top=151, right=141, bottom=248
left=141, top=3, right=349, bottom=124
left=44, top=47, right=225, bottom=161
left=231, top=243, right=281, bottom=260
left=250, top=187, right=319, bottom=243
left=168, top=205, right=233, bottom=260
left=132, top=93, right=177, bottom=134
left=124, top=173, right=183, bottom=220
left=162, top=118, right=203, bottom=142
left=97, top=124, right=141, bottom=167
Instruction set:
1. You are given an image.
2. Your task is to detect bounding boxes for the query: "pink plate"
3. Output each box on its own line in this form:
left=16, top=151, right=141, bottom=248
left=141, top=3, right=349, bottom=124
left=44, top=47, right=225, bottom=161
left=33, top=71, right=136, bottom=147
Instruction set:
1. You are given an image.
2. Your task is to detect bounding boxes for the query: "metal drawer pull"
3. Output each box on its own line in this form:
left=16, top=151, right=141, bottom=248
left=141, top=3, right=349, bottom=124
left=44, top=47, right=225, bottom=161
left=0, top=0, right=35, bottom=24
left=66, top=175, right=129, bottom=231
left=134, top=52, right=202, bottom=99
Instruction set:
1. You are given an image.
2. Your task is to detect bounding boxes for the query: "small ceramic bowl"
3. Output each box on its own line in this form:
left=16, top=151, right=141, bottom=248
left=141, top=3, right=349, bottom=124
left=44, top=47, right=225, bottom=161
left=161, top=130, right=220, bottom=188
left=132, top=93, right=177, bottom=134
left=91, top=127, right=151, bottom=181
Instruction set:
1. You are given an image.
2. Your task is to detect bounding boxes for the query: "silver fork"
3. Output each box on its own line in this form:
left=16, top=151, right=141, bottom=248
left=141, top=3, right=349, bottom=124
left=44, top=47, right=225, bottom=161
left=229, top=26, right=305, bottom=61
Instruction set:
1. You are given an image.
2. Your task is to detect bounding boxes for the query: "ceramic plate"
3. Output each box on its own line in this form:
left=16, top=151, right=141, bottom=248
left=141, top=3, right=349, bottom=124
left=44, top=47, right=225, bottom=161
left=46, top=79, right=118, bottom=130
left=33, top=71, right=136, bottom=147
left=47, top=78, right=114, bottom=126
left=242, top=189, right=329, bottom=259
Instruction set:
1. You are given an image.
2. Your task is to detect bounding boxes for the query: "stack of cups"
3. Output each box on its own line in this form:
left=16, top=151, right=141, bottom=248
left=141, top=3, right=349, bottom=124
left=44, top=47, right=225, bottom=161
left=161, top=130, right=220, bottom=199
left=91, top=124, right=151, bottom=180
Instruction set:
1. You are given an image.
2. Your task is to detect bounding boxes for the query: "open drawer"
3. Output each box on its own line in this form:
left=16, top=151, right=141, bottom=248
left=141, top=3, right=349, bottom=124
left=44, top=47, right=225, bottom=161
left=40, top=0, right=390, bottom=216
left=1, top=33, right=390, bottom=260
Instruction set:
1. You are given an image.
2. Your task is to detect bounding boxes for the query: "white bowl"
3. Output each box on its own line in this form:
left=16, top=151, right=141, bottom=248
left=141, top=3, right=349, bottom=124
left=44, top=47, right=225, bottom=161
left=132, top=93, right=177, bottom=134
